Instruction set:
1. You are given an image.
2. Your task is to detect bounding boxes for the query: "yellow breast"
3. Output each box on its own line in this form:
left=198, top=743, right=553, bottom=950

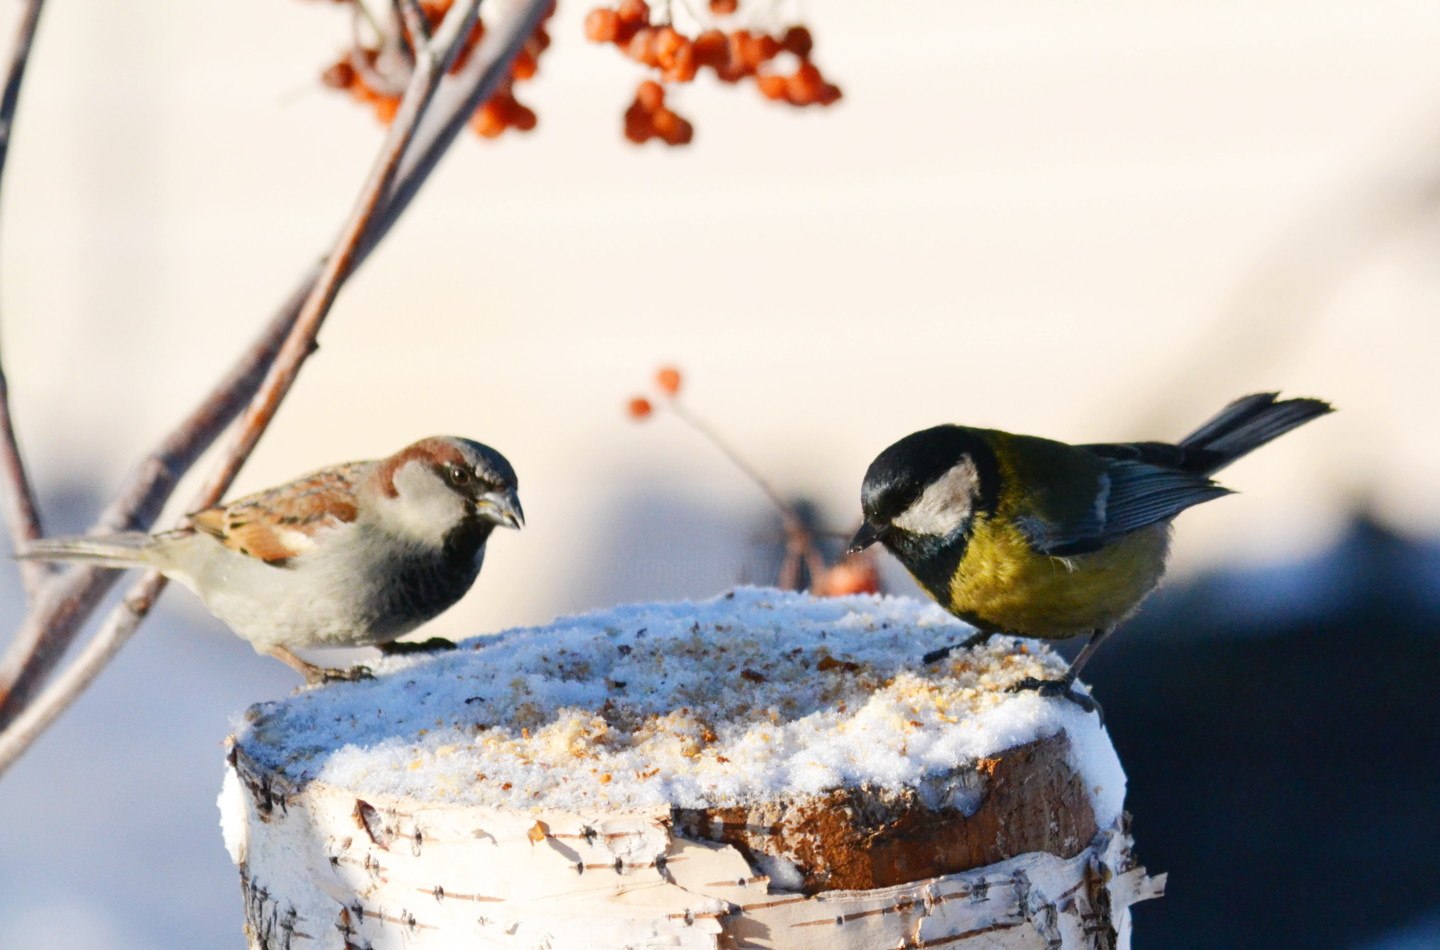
left=945, top=517, right=1171, bottom=640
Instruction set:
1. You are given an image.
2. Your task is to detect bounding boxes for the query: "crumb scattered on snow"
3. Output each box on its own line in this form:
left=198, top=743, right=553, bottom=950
left=234, top=588, right=1125, bottom=826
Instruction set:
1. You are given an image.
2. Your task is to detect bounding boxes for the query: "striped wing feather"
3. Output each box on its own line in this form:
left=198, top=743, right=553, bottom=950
left=190, top=462, right=364, bottom=564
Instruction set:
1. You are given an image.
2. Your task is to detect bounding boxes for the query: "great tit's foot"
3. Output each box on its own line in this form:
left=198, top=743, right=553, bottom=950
left=313, top=664, right=374, bottom=685
left=923, top=630, right=994, bottom=665
left=1007, top=676, right=1103, bottom=720
left=923, top=644, right=955, bottom=664
left=378, top=637, right=457, bottom=655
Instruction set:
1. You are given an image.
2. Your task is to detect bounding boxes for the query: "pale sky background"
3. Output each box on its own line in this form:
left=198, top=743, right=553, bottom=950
left=2, top=0, right=1439, bottom=946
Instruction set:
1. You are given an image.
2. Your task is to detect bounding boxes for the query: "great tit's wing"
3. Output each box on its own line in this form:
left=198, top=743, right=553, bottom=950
left=1078, top=440, right=1188, bottom=469
left=1092, top=460, right=1231, bottom=540
left=1013, top=449, right=1229, bottom=557
left=189, top=461, right=364, bottom=565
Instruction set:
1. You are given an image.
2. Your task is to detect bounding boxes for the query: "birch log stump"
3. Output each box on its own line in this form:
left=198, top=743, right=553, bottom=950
left=221, top=588, right=1164, bottom=949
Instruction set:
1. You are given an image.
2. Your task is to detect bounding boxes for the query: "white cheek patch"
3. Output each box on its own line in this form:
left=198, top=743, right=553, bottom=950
left=380, top=461, right=468, bottom=544
left=893, top=456, right=981, bottom=537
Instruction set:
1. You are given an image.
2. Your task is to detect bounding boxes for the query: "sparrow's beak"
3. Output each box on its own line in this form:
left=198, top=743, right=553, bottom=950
left=847, top=520, right=883, bottom=555
left=477, top=488, right=525, bottom=530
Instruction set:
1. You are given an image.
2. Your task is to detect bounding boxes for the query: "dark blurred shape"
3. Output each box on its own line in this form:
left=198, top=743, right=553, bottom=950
left=1094, top=511, right=1440, bottom=948
left=740, top=498, right=857, bottom=592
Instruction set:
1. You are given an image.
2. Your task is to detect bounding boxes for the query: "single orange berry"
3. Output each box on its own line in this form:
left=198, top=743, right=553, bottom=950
left=321, top=60, right=356, bottom=90
left=510, top=100, right=538, bottom=131
left=662, top=42, right=698, bottom=82
left=741, top=33, right=779, bottom=69
left=655, top=367, right=682, bottom=394
left=755, top=73, right=787, bottom=100
left=709, top=0, right=738, bottom=12
left=692, top=29, right=728, bottom=68
left=779, top=25, right=813, bottom=58
left=374, top=96, right=400, bottom=124
left=511, top=48, right=538, bottom=80
left=472, top=100, right=508, bottom=138
left=628, top=397, right=654, bottom=419
left=787, top=62, right=822, bottom=104
left=654, top=26, right=685, bottom=68
left=654, top=110, right=693, bottom=146
left=626, top=26, right=659, bottom=66
left=635, top=79, right=665, bottom=112
left=616, top=0, right=649, bottom=25
left=584, top=8, right=620, bottom=42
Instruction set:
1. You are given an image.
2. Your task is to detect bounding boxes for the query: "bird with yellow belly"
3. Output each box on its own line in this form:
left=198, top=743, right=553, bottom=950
left=849, top=393, right=1332, bottom=715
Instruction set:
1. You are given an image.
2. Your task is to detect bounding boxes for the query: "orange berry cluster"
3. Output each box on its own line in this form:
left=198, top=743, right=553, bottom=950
left=626, top=365, right=682, bottom=419
left=317, top=0, right=553, bottom=140
left=625, top=81, right=693, bottom=145
left=584, top=0, right=841, bottom=146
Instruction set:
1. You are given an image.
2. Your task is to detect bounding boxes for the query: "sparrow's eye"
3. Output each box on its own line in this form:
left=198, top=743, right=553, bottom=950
left=446, top=466, right=471, bottom=487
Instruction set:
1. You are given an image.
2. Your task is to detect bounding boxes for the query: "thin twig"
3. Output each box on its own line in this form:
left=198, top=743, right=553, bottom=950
left=0, top=0, right=49, bottom=595
left=397, top=0, right=432, bottom=49
left=0, top=272, right=317, bottom=726
left=668, top=400, right=807, bottom=537
left=0, top=0, right=545, bottom=775
left=194, top=1, right=462, bottom=501
left=367, top=0, right=551, bottom=254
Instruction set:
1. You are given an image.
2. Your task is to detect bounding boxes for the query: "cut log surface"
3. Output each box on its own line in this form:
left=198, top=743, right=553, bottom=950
left=221, top=588, right=1164, bottom=948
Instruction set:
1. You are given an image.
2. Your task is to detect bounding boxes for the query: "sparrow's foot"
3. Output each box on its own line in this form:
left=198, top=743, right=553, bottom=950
left=923, top=629, right=994, bottom=665
left=378, top=637, right=457, bottom=656
left=269, top=645, right=369, bottom=686
left=1007, top=676, right=1103, bottom=721
left=314, top=664, right=374, bottom=685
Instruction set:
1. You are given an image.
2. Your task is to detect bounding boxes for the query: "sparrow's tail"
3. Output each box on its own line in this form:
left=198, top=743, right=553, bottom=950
left=15, top=533, right=154, bottom=569
left=1179, top=392, right=1333, bottom=476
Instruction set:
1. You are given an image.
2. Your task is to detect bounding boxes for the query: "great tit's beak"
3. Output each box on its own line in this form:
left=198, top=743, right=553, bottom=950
left=477, top=488, right=525, bottom=530
left=847, top=520, right=883, bottom=555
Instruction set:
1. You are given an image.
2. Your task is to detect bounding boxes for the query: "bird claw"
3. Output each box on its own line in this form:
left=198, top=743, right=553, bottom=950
left=378, top=637, right=457, bottom=655
left=312, top=664, right=374, bottom=685
left=922, top=644, right=956, bottom=664
left=1007, top=676, right=1104, bottom=721
left=923, top=629, right=994, bottom=665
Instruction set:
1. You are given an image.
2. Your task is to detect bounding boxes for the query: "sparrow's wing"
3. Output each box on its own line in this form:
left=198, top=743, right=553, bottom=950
left=1013, top=434, right=1226, bottom=555
left=189, top=461, right=365, bottom=565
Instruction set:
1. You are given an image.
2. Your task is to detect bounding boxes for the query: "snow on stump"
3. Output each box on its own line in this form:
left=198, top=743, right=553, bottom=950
left=220, top=588, right=1164, bottom=949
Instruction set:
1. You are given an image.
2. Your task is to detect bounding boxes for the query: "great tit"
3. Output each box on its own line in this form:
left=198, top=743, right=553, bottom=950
left=849, top=392, right=1332, bottom=714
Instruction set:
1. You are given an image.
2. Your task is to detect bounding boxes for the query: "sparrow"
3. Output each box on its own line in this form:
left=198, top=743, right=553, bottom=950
left=20, top=436, right=523, bottom=684
left=848, top=393, right=1332, bottom=713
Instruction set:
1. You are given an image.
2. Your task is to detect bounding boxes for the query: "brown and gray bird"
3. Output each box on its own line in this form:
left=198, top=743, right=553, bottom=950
left=21, top=436, right=522, bottom=683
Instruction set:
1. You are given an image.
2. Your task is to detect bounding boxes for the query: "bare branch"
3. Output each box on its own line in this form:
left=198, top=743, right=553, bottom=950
left=0, top=570, right=164, bottom=776
left=398, top=0, right=432, bottom=49
left=0, top=272, right=316, bottom=727
left=367, top=0, right=550, bottom=253
left=0, top=0, right=548, bottom=772
left=0, top=0, right=49, bottom=595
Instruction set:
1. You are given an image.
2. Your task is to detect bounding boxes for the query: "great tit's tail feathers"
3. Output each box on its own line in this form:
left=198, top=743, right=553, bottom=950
left=1179, top=392, right=1333, bottom=475
left=15, top=533, right=154, bottom=568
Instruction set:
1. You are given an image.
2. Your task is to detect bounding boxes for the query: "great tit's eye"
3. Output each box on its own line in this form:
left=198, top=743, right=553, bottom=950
left=446, top=466, right=471, bottom=487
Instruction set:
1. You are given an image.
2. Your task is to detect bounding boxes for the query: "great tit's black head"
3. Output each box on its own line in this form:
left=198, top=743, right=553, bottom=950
left=849, top=425, right=999, bottom=557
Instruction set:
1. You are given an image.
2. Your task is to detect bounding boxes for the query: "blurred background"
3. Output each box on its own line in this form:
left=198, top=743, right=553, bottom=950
left=1, top=0, right=1438, bottom=946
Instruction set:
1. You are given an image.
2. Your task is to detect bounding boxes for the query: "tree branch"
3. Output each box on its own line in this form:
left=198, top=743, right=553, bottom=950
left=0, top=272, right=315, bottom=726
left=0, top=0, right=549, bottom=773
left=0, top=0, right=48, bottom=596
